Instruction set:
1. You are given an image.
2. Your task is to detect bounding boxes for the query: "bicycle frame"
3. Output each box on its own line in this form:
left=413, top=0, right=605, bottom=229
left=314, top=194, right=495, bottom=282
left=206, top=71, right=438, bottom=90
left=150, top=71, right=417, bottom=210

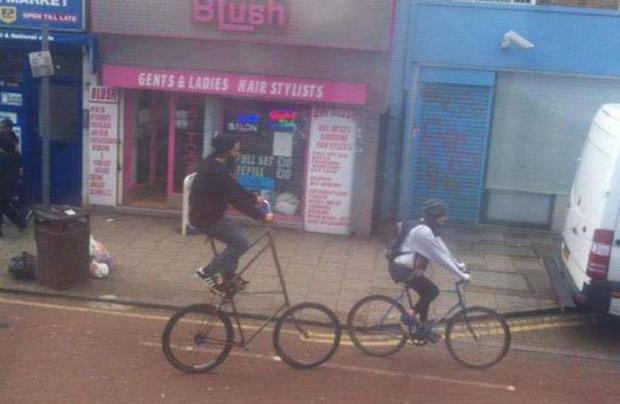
left=205, top=226, right=294, bottom=350
left=376, top=281, right=469, bottom=333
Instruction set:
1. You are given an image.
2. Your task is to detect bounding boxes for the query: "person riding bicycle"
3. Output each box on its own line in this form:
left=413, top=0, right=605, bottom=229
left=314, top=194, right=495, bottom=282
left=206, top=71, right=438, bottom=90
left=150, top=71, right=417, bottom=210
left=389, top=199, right=470, bottom=340
left=190, top=135, right=274, bottom=292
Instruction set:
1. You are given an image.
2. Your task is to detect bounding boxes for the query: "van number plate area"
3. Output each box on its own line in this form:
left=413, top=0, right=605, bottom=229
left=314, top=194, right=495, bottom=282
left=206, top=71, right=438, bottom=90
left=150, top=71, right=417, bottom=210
left=563, top=243, right=571, bottom=261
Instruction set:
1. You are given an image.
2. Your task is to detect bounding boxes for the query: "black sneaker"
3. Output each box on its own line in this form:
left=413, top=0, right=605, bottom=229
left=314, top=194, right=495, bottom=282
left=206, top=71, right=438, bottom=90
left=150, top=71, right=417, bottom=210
left=412, top=324, right=440, bottom=344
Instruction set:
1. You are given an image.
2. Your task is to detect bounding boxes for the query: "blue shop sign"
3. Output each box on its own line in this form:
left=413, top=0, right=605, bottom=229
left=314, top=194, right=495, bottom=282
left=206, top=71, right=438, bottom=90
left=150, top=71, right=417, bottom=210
left=0, top=0, right=84, bottom=32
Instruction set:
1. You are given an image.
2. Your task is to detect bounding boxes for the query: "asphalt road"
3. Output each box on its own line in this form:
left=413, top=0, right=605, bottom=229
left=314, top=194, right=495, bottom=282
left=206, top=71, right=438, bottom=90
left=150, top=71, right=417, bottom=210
left=0, top=295, right=618, bottom=404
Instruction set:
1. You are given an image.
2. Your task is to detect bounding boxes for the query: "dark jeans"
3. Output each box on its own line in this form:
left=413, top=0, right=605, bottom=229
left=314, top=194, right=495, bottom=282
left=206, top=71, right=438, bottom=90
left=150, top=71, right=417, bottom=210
left=406, top=275, right=440, bottom=323
left=0, top=199, right=28, bottom=232
left=203, top=217, right=250, bottom=281
left=0, top=199, right=26, bottom=231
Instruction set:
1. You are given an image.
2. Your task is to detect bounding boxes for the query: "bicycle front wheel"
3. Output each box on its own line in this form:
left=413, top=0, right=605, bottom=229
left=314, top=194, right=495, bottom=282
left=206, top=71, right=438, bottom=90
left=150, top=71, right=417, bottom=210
left=445, top=306, right=511, bottom=369
left=273, top=302, right=341, bottom=369
left=162, top=304, right=234, bottom=373
left=347, top=295, right=409, bottom=357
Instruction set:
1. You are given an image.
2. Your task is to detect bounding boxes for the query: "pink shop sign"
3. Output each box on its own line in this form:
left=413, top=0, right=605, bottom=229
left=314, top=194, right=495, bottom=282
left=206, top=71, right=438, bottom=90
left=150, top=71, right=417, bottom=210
left=102, top=65, right=368, bottom=106
left=193, top=0, right=288, bottom=33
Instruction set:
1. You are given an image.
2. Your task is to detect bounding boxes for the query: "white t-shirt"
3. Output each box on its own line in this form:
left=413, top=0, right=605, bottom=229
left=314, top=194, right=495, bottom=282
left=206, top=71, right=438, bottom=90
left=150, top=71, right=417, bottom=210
left=394, top=224, right=467, bottom=280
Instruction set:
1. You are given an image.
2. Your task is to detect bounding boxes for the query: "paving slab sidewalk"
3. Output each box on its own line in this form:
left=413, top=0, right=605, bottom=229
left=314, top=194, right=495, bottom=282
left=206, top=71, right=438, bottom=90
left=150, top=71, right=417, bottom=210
left=0, top=212, right=560, bottom=321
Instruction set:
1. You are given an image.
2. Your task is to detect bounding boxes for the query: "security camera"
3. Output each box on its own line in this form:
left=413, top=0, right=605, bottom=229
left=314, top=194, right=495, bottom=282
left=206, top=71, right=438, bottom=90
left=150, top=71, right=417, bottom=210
left=501, top=31, right=534, bottom=49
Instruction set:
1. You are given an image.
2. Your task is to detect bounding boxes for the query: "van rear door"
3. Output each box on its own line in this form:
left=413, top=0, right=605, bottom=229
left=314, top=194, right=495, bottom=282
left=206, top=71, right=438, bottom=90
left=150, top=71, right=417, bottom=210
left=563, top=106, right=620, bottom=289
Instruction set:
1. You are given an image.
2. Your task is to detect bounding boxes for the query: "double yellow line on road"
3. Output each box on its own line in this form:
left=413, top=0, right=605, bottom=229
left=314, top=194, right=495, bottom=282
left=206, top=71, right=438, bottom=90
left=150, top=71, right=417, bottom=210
left=0, top=296, right=603, bottom=345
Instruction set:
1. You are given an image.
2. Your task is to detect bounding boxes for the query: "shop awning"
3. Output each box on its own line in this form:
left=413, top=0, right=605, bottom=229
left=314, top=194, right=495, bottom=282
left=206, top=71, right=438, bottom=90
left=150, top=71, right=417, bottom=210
left=102, top=64, right=368, bottom=106
left=0, top=28, right=96, bottom=72
left=0, top=27, right=94, bottom=48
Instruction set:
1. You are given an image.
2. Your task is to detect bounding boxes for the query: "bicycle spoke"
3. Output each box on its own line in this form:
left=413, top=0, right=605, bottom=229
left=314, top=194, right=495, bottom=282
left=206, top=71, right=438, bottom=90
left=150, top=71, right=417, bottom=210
left=162, top=305, right=234, bottom=373
left=445, top=307, right=511, bottom=369
left=273, top=303, right=341, bottom=369
left=347, top=295, right=408, bottom=357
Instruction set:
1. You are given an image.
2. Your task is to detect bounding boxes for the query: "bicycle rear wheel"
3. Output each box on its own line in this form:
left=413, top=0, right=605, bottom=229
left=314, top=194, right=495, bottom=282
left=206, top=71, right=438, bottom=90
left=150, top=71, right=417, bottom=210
left=162, top=304, right=234, bottom=373
left=273, top=302, right=341, bottom=369
left=445, top=306, right=511, bottom=369
left=347, top=295, right=409, bottom=357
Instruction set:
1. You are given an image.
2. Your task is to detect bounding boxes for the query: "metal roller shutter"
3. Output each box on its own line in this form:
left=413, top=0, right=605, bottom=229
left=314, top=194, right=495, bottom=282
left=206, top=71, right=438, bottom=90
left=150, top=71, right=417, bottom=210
left=410, top=82, right=493, bottom=222
left=486, top=72, right=620, bottom=225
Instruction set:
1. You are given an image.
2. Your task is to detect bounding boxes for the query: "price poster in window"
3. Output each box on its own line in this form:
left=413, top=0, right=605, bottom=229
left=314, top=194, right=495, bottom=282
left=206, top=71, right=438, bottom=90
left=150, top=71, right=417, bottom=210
left=88, top=86, right=119, bottom=206
left=304, top=107, right=357, bottom=234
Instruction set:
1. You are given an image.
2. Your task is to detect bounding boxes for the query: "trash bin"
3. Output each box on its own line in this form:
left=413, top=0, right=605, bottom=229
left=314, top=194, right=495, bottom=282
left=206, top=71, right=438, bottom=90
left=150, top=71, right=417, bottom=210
left=34, top=206, right=90, bottom=290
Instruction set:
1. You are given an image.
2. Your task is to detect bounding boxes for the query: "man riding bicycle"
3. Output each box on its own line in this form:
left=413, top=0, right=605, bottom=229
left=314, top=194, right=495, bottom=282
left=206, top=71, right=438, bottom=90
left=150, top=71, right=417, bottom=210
left=389, top=199, right=470, bottom=340
left=189, top=135, right=274, bottom=292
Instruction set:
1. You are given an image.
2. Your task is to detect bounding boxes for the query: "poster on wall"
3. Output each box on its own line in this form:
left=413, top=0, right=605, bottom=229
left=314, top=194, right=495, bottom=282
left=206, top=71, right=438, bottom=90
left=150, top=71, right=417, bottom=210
left=88, top=86, right=119, bottom=206
left=305, top=107, right=357, bottom=234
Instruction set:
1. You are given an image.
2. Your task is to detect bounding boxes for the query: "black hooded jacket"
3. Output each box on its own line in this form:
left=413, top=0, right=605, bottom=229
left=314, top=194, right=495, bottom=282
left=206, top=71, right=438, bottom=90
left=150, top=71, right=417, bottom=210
left=0, top=149, right=20, bottom=201
left=189, top=155, right=265, bottom=229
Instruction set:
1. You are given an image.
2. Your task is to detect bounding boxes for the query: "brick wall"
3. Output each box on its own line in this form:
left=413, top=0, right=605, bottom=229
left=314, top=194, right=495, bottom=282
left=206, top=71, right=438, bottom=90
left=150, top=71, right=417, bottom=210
left=537, top=0, right=619, bottom=9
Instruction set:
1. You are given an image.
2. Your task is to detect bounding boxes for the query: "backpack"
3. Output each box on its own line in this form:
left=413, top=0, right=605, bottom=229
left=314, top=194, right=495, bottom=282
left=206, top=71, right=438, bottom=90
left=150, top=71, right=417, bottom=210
left=385, top=220, right=418, bottom=261
left=8, top=252, right=37, bottom=280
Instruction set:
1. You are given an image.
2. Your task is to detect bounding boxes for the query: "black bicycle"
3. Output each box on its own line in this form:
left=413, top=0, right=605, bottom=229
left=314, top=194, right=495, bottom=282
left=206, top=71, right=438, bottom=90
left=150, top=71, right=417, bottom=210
left=162, top=204, right=341, bottom=373
left=347, top=279, right=511, bottom=369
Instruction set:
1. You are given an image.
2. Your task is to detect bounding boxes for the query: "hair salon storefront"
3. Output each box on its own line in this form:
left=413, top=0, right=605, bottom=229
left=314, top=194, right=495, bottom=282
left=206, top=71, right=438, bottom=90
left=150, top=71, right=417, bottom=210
left=88, top=0, right=393, bottom=235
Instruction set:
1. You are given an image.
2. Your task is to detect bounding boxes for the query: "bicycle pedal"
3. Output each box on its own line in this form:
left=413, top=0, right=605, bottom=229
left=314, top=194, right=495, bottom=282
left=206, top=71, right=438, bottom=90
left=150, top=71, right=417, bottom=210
left=231, top=278, right=249, bottom=292
left=427, top=333, right=441, bottom=344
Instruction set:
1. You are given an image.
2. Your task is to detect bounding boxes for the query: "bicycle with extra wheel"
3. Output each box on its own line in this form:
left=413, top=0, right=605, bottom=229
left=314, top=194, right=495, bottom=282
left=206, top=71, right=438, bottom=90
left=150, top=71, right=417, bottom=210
left=162, top=202, right=342, bottom=373
left=347, top=277, right=511, bottom=369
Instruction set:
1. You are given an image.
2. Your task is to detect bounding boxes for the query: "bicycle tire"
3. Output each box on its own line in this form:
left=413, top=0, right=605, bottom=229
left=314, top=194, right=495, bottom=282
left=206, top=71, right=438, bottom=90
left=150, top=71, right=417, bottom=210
left=273, top=302, right=341, bottom=369
left=347, top=295, right=409, bottom=357
left=162, top=304, right=234, bottom=373
left=445, top=306, right=511, bottom=369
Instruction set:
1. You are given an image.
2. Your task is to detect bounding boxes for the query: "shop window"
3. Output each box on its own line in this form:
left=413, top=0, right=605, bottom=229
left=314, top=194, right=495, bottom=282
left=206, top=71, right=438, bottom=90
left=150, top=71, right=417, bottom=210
left=51, top=52, right=82, bottom=78
left=484, top=189, right=553, bottom=227
left=0, top=49, right=24, bottom=87
left=174, top=95, right=205, bottom=193
left=223, top=100, right=309, bottom=219
left=133, top=91, right=168, bottom=187
left=49, top=84, right=79, bottom=143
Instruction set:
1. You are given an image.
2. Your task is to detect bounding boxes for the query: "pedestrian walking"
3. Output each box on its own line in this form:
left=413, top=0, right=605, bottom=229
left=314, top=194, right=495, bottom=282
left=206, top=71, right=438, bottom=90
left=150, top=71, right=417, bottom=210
left=0, top=132, right=27, bottom=236
left=0, top=118, right=19, bottom=153
left=0, top=118, right=32, bottom=223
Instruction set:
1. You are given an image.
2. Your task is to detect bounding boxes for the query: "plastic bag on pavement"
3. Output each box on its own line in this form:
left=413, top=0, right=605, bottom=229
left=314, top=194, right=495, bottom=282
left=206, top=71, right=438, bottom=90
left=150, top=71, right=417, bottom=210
left=89, top=236, right=112, bottom=279
left=89, top=259, right=110, bottom=279
left=89, top=236, right=112, bottom=265
left=8, top=252, right=37, bottom=280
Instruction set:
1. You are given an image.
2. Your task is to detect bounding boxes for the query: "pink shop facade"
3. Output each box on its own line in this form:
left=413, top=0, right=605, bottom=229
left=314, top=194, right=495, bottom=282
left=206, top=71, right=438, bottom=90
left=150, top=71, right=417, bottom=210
left=88, top=0, right=394, bottom=236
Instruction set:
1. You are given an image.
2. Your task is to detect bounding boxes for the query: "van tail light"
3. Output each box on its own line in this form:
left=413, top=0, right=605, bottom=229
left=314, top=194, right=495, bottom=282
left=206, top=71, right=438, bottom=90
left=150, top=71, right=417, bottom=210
left=587, top=229, right=614, bottom=281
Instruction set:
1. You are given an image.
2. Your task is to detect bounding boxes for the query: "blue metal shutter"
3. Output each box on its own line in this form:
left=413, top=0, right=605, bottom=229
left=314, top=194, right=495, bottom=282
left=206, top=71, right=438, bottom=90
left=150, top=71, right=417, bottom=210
left=409, top=83, right=493, bottom=222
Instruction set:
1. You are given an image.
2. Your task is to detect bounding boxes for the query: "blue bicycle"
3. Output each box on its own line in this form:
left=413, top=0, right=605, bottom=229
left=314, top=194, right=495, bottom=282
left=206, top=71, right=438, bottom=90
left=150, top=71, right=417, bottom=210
left=346, top=280, right=511, bottom=369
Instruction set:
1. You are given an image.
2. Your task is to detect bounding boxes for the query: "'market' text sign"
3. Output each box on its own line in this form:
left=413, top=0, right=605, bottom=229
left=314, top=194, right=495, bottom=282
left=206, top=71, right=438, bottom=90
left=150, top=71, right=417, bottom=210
left=0, top=0, right=85, bottom=31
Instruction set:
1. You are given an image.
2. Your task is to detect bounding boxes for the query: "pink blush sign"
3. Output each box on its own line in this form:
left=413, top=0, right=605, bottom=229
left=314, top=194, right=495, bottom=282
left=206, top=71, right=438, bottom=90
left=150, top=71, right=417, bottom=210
left=102, top=65, right=368, bottom=105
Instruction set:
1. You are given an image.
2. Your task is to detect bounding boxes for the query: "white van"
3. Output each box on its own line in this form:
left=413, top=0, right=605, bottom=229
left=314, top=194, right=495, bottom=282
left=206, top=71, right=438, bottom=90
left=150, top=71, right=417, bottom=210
left=556, top=104, right=620, bottom=316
